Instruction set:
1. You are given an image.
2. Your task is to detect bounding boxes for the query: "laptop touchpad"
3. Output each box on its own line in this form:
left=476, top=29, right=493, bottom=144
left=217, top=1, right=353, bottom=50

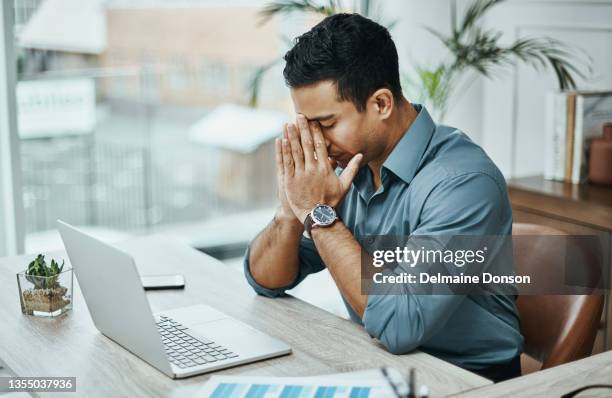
left=190, top=319, right=263, bottom=353
left=161, top=304, right=228, bottom=326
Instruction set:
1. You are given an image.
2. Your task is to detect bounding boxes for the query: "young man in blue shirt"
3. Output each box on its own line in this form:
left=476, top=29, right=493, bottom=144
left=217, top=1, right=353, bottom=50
left=243, top=13, right=523, bottom=382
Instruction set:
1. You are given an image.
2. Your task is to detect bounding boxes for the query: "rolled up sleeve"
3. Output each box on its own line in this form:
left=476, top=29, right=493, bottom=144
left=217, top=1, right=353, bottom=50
left=243, top=235, right=326, bottom=297
left=362, top=172, right=509, bottom=354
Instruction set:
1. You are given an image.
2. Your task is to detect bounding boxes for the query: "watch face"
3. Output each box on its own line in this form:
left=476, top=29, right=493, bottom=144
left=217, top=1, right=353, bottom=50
left=312, top=205, right=336, bottom=226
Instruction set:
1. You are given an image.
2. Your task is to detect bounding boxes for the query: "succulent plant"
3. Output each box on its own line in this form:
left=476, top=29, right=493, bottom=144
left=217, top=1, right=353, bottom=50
left=25, top=254, right=65, bottom=290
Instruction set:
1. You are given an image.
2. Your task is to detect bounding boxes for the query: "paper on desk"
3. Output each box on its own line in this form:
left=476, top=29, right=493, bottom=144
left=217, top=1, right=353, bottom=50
left=198, top=368, right=406, bottom=397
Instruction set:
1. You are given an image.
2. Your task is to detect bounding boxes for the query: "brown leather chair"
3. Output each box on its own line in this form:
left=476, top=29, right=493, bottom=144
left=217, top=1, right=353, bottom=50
left=513, top=223, right=604, bottom=373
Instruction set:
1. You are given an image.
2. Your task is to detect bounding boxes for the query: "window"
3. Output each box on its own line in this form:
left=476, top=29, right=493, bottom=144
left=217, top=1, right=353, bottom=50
left=8, top=0, right=307, bottom=260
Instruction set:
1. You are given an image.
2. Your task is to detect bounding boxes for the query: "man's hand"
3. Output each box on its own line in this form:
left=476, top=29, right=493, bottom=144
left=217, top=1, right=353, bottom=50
left=274, top=125, right=301, bottom=224
left=281, top=114, right=363, bottom=223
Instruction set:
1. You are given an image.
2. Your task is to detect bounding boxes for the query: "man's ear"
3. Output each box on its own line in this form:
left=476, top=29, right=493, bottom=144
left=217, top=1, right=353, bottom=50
left=369, top=88, right=394, bottom=120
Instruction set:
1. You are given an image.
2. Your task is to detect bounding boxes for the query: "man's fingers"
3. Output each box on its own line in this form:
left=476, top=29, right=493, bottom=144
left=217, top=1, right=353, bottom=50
left=310, top=122, right=329, bottom=167
left=281, top=137, right=294, bottom=177
left=339, top=153, right=363, bottom=191
left=287, top=123, right=304, bottom=171
left=296, top=115, right=315, bottom=167
left=275, top=136, right=284, bottom=177
left=277, top=124, right=290, bottom=178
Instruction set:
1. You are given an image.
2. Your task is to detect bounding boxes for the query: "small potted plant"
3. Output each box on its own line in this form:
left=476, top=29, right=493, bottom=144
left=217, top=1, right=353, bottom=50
left=16, top=254, right=73, bottom=317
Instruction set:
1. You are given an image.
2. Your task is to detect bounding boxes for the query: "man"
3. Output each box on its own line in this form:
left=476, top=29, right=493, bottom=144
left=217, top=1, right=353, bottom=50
left=243, top=13, right=523, bottom=382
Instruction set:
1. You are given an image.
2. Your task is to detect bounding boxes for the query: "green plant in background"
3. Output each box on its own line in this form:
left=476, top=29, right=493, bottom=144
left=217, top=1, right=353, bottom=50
left=25, top=254, right=65, bottom=290
left=250, top=0, right=589, bottom=121
left=406, top=0, right=590, bottom=121
left=258, top=0, right=339, bottom=22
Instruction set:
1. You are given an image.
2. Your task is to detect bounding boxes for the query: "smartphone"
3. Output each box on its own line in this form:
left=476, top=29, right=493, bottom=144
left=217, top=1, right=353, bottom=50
left=141, top=274, right=185, bottom=290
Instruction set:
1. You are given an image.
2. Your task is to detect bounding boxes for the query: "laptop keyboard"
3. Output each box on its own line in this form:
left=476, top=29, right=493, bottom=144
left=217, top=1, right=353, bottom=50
left=156, top=315, right=238, bottom=369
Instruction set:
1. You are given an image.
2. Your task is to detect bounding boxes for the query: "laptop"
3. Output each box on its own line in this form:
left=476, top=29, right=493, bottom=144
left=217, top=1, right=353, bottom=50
left=57, top=220, right=291, bottom=378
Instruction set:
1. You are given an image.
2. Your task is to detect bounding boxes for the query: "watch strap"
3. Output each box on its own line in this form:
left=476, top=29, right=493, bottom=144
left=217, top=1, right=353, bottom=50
left=304, top=213, right=316, bottom=236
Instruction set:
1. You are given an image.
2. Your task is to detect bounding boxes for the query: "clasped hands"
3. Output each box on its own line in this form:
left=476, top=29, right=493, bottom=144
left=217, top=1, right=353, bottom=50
left=274, top=114, right=363, bottom=225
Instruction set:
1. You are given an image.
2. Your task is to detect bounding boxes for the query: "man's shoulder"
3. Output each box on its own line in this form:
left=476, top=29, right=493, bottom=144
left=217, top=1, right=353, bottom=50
left=407, top=126, right=512, bottom=234
left=410, top=125, right=507, bottom=216
left=412, top=125, right=507, bottom=197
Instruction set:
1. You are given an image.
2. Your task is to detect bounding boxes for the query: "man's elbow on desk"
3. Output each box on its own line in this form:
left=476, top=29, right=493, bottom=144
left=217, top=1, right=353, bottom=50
left=243, top=250, right=290, bottom=298
left=367, top=321, right=420, bottom=356
left=362, top=295, right=424, bottom=356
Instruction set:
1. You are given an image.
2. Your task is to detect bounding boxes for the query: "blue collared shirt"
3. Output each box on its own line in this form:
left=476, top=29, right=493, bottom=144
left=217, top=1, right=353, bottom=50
left=243, top=105, right=523, bottom=370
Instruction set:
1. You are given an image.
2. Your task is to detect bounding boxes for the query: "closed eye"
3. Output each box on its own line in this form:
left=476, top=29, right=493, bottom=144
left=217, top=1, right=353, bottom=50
left=321, top=123, right=335, bottom=129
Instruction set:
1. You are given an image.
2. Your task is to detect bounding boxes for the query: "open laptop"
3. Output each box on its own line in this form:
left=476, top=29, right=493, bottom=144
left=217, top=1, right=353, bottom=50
left=57, top=220, right=291, bottom=378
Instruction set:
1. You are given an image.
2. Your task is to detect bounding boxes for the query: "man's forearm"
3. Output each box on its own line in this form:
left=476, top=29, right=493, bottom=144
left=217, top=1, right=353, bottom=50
left=311, top=221, right=367, bottom=317
left=248, top=210, right=304, bottom=289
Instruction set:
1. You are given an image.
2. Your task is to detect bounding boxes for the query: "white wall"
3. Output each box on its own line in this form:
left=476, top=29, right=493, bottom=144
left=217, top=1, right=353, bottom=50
left=383, top=0, right=612, bottom=177
left=482, top=0, right=612, bottom=177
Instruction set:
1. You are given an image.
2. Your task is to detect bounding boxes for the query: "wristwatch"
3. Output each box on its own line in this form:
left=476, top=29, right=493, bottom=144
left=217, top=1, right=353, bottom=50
left=303, top=204, right=338, bottom=239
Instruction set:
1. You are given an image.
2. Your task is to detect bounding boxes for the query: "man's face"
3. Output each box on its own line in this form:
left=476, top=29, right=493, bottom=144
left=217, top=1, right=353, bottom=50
left=290, top=80, right=381, bottom=168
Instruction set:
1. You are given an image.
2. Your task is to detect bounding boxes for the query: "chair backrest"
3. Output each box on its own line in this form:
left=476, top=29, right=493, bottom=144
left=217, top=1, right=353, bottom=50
left=513, top=223, right=604, bottom=369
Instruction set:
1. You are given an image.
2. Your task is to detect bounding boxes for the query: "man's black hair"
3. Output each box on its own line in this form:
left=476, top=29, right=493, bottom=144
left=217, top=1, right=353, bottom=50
left=283, top=13, right=402, bottom=112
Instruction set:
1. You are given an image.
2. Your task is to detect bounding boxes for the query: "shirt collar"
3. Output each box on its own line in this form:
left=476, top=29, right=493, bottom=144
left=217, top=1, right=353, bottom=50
left=382, top=104, right=435, bottom=184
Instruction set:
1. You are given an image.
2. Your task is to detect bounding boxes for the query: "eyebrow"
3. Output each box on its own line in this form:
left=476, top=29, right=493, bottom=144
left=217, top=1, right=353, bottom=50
left=308, top=114, right=335, bottom=122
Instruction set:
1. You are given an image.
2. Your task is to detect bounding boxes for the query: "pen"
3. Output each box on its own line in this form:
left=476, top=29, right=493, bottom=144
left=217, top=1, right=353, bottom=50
left=408, top=368, right=416, bottom=398
left=380, top=367, right=403, bottom=398
left=380, top=367, right=430, bottom=398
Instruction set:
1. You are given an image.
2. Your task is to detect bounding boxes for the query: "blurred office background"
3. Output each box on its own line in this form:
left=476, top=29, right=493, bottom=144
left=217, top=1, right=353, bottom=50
left=1, top=0, right=611, bottom=318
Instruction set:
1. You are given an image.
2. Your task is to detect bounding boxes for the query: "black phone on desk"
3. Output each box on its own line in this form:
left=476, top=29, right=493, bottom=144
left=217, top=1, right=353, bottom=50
left=141, top=274, right=185, bottom=290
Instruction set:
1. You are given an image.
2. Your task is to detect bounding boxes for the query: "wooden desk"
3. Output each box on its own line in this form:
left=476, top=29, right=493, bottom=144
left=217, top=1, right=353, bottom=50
left=0, top=236, right=491, bottom=397
left=507, top=175, right=612, bottom=352
left=450, top=350, right=612, bottom=397
left=507, top=175, right=612, bottom=233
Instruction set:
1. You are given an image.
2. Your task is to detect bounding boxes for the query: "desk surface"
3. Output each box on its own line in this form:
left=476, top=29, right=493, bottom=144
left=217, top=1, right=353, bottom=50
left=0, top=236, right=491, bottom=397
left=450, top=350, right=612, bottom=397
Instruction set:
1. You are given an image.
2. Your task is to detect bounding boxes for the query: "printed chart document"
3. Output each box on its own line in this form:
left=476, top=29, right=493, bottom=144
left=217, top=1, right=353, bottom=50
left=198, top=368, right=407, bottom=397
